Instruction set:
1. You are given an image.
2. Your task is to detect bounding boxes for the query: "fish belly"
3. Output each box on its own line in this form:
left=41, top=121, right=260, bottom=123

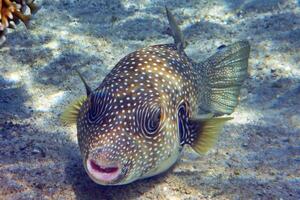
left=141, top=144, right=182, bottom=179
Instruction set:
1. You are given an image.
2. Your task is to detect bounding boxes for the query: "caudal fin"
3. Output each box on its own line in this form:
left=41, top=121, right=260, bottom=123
left=197, top=41, right=250, bottom=115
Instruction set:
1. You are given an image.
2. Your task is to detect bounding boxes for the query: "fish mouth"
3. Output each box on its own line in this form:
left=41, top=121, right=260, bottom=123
left=86, top=158, right=123, bottom=184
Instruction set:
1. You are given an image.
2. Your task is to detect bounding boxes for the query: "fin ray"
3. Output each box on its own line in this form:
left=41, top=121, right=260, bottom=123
left=165, top=6, right=186, bottom=50
left=197, top=41, right=250, bottom=115
left=61, top=96, right=87, bottom=125
left=75, top=69, right=92, bottom=96
left=189, top=117, right=232, bottom=154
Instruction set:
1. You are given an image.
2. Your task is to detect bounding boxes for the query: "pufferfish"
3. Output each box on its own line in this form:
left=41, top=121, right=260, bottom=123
left=61, top=7, right=250, bottom=185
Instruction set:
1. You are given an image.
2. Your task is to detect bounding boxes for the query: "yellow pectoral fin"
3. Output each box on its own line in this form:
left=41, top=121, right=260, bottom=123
left=190, top=117, right=233, bottom=154
left=60, top=96, right=87, bottom=125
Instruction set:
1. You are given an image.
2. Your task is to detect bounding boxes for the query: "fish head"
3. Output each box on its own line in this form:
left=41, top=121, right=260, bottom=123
left=76, top=89, right=174, bottom=185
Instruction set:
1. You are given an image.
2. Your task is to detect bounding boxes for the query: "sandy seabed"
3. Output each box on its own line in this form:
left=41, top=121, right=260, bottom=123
left=0, top=0, right=300, bottom=199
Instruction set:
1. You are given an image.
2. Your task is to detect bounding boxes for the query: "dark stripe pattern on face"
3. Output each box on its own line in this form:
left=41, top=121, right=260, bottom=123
left=88, top=91, right=110, bottom=124
left=135, top=102, right=163, bottom=139
left=177, top=102, right=190, bottom=145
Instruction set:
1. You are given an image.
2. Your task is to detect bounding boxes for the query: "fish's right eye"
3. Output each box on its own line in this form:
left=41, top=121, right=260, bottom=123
left=136, top=104, right=163, bottom=138
left=88, top=92, right=109, bottom=123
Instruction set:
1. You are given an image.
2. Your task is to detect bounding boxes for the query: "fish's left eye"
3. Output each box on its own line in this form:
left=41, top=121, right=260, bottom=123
left=145, top=107, right=161, bottom=134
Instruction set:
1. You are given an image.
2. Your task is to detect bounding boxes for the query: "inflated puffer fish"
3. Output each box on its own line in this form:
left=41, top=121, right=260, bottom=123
left=61, top=7, right=250, bottom=185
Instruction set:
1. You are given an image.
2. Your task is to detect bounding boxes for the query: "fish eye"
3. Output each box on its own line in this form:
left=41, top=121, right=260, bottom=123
left=145, top=107, right=161, bottom=134
left=136, top=104, right=163, bottom=137
left=177, top=102, right=189, bottom=144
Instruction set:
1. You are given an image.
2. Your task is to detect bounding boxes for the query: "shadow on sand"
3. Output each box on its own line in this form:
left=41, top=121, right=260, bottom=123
left=1, top=0, right=300, bottom=199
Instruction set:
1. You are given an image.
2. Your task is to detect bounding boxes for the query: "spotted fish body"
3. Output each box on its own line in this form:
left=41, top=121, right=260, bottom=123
left=78, top=44, right=199, bottom=183
left=62, top=8, right=250, bottom=185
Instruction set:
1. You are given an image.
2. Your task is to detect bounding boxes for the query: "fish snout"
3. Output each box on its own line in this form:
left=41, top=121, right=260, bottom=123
left=86, top=148, right=124, bottom=185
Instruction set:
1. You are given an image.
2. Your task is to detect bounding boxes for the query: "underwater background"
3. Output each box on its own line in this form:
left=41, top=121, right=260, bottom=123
left=0, top=0, right=299, bottom=199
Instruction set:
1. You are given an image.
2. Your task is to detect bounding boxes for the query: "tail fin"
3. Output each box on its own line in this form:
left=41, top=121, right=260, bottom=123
left=197, top=41, right=250, bottom=115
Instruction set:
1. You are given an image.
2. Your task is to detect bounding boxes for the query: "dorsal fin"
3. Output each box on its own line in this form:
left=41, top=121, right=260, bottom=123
left=165, top=6, right=187, bottom=51
left=61, top=70, right=92, bottom=125
left=75, top=69, right=92, bottom=96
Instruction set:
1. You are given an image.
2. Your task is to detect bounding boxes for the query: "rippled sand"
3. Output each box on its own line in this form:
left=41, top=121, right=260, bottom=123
left=1, top=0, right=299, bottom=199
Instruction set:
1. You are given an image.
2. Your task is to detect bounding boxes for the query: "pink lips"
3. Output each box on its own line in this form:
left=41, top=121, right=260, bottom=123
left=87, top=159, right=121, bottom=183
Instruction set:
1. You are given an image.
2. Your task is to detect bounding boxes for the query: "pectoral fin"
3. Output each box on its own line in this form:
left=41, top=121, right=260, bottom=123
left=188, top=117, right=233, bottom=154
left=61, top=96, right=87, bottom=125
